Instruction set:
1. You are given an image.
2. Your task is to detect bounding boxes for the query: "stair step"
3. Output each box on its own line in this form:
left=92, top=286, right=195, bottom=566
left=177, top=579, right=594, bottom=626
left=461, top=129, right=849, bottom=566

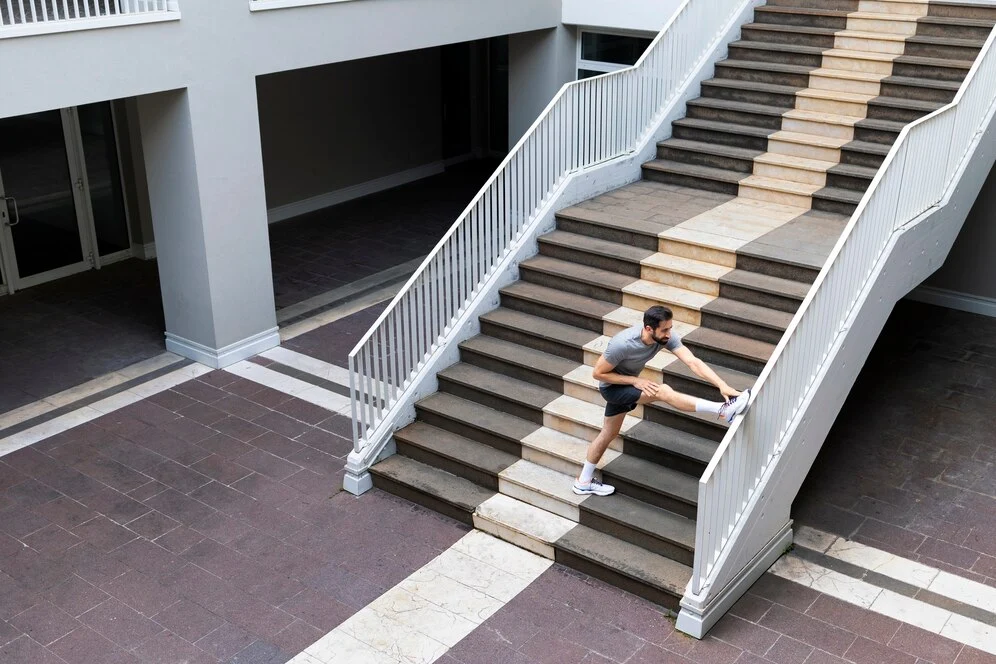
left=816, top=186, right=864, bottom=205
left=460, top=335, right=578, bottom=390
left=520, top=254, right=633, bottom=302
left=643, top=159, right=744, bottom=186
left=438, top=362, right=560, bottom=423
left=499, top=459, right=588, bottom=521
left=581, top=492, right=697, bottom=555
left=371, top=455, right=494, bottom=525
left=829, top=163, right=879, bottom=180
left=499, top=280, right=616, bottom=333
left=601, top=452, right=700, bottom=515
left=754, top=152, right=837, bottom=173
left=684, top=327, right=775, bottom=365
left=555, top=525, right=691, bottom=610
left=768, top=130, right=850, bottom=150
left=539, top=230, right=652, bottom=267
left=658, top=138, right=762, bottom=163
left=416, top=392, right=537, bottom=456
left=640, top=252, right=732, bottom=296
left=555, top=206, right=662, bottom=251
left=883, top=75, right=962, bottom=92
left=622, top=419, right=718, bottom=467
left=621, top=279, right=716, bottom=317
left=720, top=269, right=810, bottom=302
left=662, top=359, right=756, bottom=393
left=394, top=422, right=519, bottom=490
left=703, top=297, right=794, bottom=335
left=475, top=493, right=576, bottom=560
left=740, top=175, right=821, bottom=197
left=519, top=426, right=622, bottom=477
left=543, top=394, right=641, bottom=443
left=480, top=307, right=600, bottom=362
left=600, top=308, right=699, bottom=340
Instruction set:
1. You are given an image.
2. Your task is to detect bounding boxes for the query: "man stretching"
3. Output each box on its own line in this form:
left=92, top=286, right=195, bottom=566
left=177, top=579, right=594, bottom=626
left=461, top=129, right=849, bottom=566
left=573, top=305, right=752, bottom=496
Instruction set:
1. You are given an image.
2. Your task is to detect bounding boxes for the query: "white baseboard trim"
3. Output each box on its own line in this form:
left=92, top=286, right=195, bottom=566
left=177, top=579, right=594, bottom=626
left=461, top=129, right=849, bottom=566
left=131, top=242, right=157, bottom=260
left=165, top=327, right=280, bottom=369
left=677, top=521, right=793, bottom=639
left=906, top=285, right=996, bottom=318
left=267, top=160, right=451, bottom=224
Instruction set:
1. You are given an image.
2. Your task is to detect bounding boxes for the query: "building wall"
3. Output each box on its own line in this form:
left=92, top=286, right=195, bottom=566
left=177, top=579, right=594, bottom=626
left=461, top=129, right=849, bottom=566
left=562, top=0, right=682, bottom=32
left=257, top=48, right=444, bottom=212
left=922, top=164, right=996, bottom=303
left=508, top=26, right=577, bottom=149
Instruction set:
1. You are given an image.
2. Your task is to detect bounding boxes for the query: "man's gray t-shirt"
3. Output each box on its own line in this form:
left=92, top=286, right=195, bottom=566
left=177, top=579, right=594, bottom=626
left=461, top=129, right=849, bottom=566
left=599, top=325, right=682, bottom=389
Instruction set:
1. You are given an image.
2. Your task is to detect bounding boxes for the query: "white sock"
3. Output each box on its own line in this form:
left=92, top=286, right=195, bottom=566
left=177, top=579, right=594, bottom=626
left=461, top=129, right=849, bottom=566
left=578, top=461, right=598, bottom=485
left=695, top=399, right=723, bottom=415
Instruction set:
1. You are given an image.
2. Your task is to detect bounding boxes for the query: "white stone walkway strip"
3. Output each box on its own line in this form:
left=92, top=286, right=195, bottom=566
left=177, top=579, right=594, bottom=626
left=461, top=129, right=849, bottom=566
left=223, top=361, right=352, bottom=415
left=0, top=362, right=212, bottom=458
left=288, top=530, right=552, bottom=664
left=796, top=525, right=996, bottom=618
left=771, top=553, right=996, bottom=655
left=261, top=347, right=352, bottom=386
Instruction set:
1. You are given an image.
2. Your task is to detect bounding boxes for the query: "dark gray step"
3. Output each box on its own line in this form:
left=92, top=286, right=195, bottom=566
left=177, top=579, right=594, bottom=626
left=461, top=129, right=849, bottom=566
left=686, top=96, right=791, bottom=132
left=765, top=0, right=859, bottom=11
left=642, top=400, right=731, bottom=443
left=851, top=117, right=907, bottom=146
left=903, top=33, right=987, bottom=62
left=916, top=14, right=995, bottom=40
left=460, top=334, right=578, bottom=393
left=601, top=452, right=700, bottom=517
left=813, top=185, right=864, bottom=216
left=839, top=139, right=891, bottom=170
left=519, top=255, right=630, bottom=306
left=880, top=75, right=961, bottom=103
left=555, top=207, right=661, bottom=251
left=642, top=159, right=744, bottom=195
left=740, top=21, right=838, bottom=49
left=479, top=307, right=598, bottom=363
left=661, top=356, right=757, bottom=401
left=538, top=230, right=651, bottom=278
left=826, top=163, right=878, bottom=194
left=682, top=327, right=775, bottom=376
left=893, top=53, right=974, bottom=82
left=728, top=39, right=826, bottom=68
left=370, top=455, right=494, bottom=526
left=436, top=362, right=560, bottom=425
left=671, top=117, right=771, bottom=151
left=715, top=57, right=816, bottom=89
left=394, top=422, right=519, bottom=491
left=499, top=281, right=614, bottom=334
left=555, top=525, right=691, bottom=611
left=415, top=392, right=537, bottom=457
left=753, top=6, right=850, bottom=30
left=579, top=493, right=697, bottom=566
left=699, top=78, right=799, bottom=110
left=736, top=245, right=825, bottom=283
left=928, top=1, right=996, bottom=21
left=720, top=268, right=809, bottom=314
left=657, top=138, right=761, bottom=174
left=701, top=298, right=793, bottom=345
left=622, top=418, right=718, bottom=476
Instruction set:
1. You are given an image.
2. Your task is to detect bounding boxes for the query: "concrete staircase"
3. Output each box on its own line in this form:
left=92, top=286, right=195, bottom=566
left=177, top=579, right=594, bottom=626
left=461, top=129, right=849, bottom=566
left=368, top=0, right=995, bottom=614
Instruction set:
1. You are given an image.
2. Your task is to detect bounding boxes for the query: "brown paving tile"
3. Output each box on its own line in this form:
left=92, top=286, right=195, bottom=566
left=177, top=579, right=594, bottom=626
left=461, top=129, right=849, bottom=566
left=315, top=415, right=352, bottom=439
left=143, top=489, right=216, bottom=525
left=730, top=594, right=774, bottom=624
left=48, top=625, right=139, bottom=664
left=748, top=575, right=821, bottom=613
left=231, top=474, right=299, bottom=507
left=197, top=433, right=256, bottom=460
left=294, top=428, right=352, bottom=458
left=226, top=639, right=290, bottom=664
left=22, top=524, right=81, bottom=555
left=127, top=428, right=209, bottom=467
left=221, top=379, right=267, bottom=399
left=630, top=642, right=694, bottom=664
left=277, top=589, right=352, bottom=632
left=760, top=606, right=856, bottom=657
left=112, top=539, right=186, bottom=579
left=72, top=458, right=150, bottom=495
left=132, top=629, right=217, bottom=664
left=120, top=401, right=179, bottom=427
left=211, top=417, right=269, bottom=444
left=888, top=625, right=964, bottom=664
left=190, top=455, right=253, bottom=486
left=148, top=389, right=199, bottom=413
left=178, top=401, right=229, bottom=426
left=283, top=447, right=340, bottom=477
left=559, top=613, right=646, bottom=662
left=764, top=635, right=814, bottom=664
left=711, top=615, right=780, bottom=656
left=244, top=386, right=295, bottom=410
left=195, top=621, right=254, bottom=660
left=188, top=482, right=257, bottom=516
left=151, top=598, right=223, bottom=644
left=189, top=512, right=256, bottom=545
left=154, top=525, right=206, bottom=555
left=98, top=439, right=166, bottom=475
left=845, top=637, right=917, bottom=664
left=252, top=411, right=311, bottom=440
left=9, top=600, right=81, bottom=646
left=270, top=618, right=321, bottom=656
left=234, top=449, right=301, bottom=482
left=0, top=619, right=19, bottom=646
left=44, top=575, right=110, bottom=618
left=917, top=538, right=981, bottom=571
left=0, top=505, right=51, bottom=539
left=213, top=395, right=271, bottom=422
left=159, top=416, right=217, bottom=445
left=173, top=380, right=229, bottom=404
left=80, top=488, right=150, bottom=526
left=100, top=569, right=177, bottom=617
left=448, top=625, right=539, bottom=664
left=520, top=629, right=592, bottom=664
left=955, top=647, right=996, bottom=664
left=273, top=399, right=332, bottom=426
left=0, top=635, right=69, bottom=664
left=282, top=469, right=338, bottom=500
left=5, top=478, right=62, bottom=508
left=79, top=597, right=164, bottom=649
left=71, top=516, right=137, bottom=553
left=125, top=510, right=179, bottom=540
left=4, top=547, right=74, bottom=593
left=63, top=544, right=131, bottom=586
left=805, top=596, right=900, bottom=645
left=199, top=370, right=241, bottom=389
left=249, top=431, right=306, bottom=461
left=144, top=460, right=212, bottom=495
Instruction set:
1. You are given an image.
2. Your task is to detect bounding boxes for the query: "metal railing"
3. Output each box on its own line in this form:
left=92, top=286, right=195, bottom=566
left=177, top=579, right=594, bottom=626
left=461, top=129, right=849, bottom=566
left=691, top=24, right=996, bottom=596
left=1, top=0, right=176, bottom=28
left=348, top=0, right=755, bottom=455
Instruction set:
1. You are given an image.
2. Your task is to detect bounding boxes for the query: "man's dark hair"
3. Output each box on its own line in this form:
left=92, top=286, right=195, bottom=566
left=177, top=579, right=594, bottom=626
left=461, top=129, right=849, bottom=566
left=643, top=305, right=673, bottom=329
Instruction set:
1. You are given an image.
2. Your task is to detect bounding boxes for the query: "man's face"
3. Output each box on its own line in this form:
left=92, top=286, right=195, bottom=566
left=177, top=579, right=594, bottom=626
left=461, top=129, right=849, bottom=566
left=647, top=320, right=673, bottom=345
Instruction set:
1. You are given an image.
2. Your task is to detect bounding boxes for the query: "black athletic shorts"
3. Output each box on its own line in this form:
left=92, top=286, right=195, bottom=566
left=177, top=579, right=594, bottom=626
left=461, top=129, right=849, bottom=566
left=599, top=384, right=644, bottom=417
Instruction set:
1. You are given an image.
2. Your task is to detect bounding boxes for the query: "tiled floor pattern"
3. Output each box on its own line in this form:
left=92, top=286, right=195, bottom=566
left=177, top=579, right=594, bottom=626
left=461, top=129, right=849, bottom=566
left=793, top=301, right=996, bottom=587
left=0, top=160, right=494, bottom=416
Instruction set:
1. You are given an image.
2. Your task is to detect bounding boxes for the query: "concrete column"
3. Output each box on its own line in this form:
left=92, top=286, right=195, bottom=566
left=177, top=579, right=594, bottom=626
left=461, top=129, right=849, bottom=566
left=507, top=25, right=577, bottom=149
left=136, top=79, right=279, bottom=367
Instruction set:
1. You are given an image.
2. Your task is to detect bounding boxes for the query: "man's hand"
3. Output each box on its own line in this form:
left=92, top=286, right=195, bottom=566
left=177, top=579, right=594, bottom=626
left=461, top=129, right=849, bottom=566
left=720, top=384, right=741, bottom=402
left=634, top=378, right=662, bottom=398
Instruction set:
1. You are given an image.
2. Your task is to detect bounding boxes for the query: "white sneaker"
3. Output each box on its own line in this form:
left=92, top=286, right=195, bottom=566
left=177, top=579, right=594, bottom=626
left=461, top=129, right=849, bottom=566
left=719, top=388, right=752, bottom=423
left=572, top=478, right=615, bottom=496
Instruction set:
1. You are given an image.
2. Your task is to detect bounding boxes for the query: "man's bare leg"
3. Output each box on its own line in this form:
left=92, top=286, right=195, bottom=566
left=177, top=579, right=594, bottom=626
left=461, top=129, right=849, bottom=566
left=647, top=384, right=750, bottom=421
left=574, top=413, right=626, bottom=495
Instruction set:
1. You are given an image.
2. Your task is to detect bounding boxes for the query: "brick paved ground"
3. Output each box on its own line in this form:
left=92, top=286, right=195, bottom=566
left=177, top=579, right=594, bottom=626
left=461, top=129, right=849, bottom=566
left=282, top=301, right=389, bottom=369
left=794, top=301, right=996, bottom=587
left=441, top=566, right=994, bottom=664
left=0, top=371, right=469, bottom=664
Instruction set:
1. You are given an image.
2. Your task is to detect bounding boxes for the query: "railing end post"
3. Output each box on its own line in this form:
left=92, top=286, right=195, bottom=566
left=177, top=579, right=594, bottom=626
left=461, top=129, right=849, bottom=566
left=342, top=467, right=373, bottom=496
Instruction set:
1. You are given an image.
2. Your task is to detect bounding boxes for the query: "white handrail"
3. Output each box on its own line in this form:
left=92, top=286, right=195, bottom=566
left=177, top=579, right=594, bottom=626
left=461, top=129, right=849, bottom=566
left=347, top=0, right=755, bottom=455
left=0, top=0, right=174, bottom=27
left=691, top=24, right=996, bottom=596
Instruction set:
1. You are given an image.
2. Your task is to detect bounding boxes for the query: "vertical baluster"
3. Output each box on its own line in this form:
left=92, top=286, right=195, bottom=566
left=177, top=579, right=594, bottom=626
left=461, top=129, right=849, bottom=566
left=25, top=0, right=36, bottom=22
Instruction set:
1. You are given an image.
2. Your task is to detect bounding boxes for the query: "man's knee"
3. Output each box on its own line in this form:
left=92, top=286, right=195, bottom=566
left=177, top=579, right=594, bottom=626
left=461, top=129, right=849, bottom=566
left=655, top=384, right=676, bottom=401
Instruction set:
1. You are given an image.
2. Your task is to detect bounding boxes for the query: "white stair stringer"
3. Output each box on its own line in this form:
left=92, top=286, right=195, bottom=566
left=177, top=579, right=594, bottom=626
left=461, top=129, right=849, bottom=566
left=676, top=89, right=996, bottom=638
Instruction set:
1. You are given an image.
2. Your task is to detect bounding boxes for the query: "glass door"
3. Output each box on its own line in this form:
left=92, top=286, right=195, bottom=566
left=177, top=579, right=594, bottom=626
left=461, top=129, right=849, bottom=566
left=0, top=109, right=94, bottom=293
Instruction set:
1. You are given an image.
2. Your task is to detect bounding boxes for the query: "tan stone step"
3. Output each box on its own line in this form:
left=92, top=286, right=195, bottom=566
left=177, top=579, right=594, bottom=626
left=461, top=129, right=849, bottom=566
left=766, top=130, right=848, bottom=162
left=795, top=88, right=874, bottom=119
left=499, top=459, right=588, bottom=521
left=858, top=0, right=930, bottom=19
left=846, top=13, right=921, bottom=37
left=474, top=493, right=576, bottom=559
left=753, top=152, right=835, bottom=187
left=620, top=280, right=714, bottom=324
left=834, top=31, right=908, bottom=55
left=640, top=253, right=731, bottom=296
left=562, top=364, right=647, bottom=419
left=782, top=109, right=861, bottom=141
left=739, top=175, right=820, bottom=209
left=520, top=425, right=621, bottom=477
left=822, top=48, right=897, bottom=76
left=596, top=308, right=698, bottom=347
left=543, top=394, right=640, bottom=443
left=658, top=228, right=741, bottom=265
left=809, top=68, right=883, bottom=96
